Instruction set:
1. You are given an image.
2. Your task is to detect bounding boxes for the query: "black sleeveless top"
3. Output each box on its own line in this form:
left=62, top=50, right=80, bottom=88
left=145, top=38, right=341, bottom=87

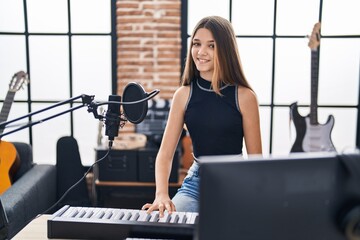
left=184, top=77, right=244, bottom=158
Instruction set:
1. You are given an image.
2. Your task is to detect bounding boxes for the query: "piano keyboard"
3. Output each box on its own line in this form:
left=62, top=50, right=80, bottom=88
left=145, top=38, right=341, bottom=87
left=47, top=205, right=198, bottom=239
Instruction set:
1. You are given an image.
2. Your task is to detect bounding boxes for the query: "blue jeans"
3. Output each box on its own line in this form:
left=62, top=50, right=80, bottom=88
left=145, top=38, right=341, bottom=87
left=172, top=161, right=200, bottom=212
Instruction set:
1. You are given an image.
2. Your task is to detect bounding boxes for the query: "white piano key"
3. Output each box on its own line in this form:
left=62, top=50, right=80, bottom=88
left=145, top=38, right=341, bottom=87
left=108, top=208, right=120, bottom=220
left=118, top=209, right=131, bottom=220
left=61, top=207, right=76, bottom=218
left=149, top=211, right=159, bottom=222
left=137, top=211, right=151, bottom=222
left=74, top=208, right=86, bottom=218
left=123, top=211, right=132, bottom=221
left=129, top=210, right=140, bottom=221
left=177, top=212, right=186, bottom=224
left=103, top=209, right=113, bottom=219
left=69, top=208, right=79, bottom=218
left=83, top=208, right=95, bottom=218
left=89, top=208, right=102, bottom=219
left=185, top=212, right=197, bottom=224
left=112, top=211, right=125, bottom=220
left=158, top=212, right=171, bottom=223
left=186, top=212, right=198, bottom=224
left=169, top=213, right=179, bottom=223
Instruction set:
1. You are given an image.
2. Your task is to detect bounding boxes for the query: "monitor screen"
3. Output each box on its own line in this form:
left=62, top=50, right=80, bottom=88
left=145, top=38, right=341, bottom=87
left=195, top=152, right=360, bottom=240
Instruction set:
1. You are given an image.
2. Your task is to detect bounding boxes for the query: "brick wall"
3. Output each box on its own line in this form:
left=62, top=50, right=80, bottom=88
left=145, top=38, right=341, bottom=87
left=116, top=0, right=182, bottom=97
left=116, top=0, right=182, bottom=132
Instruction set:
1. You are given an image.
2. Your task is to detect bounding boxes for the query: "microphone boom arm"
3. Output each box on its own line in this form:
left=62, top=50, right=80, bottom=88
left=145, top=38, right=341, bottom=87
left=0, top=94, right=95, bottom=139
left=0, top=87, right=160, bottom=139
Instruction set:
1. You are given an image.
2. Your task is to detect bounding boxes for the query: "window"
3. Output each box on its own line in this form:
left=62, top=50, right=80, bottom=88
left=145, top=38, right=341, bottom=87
left=0, top=0, right=115, bottom=165
left=184, top=0, right=360, bottom=155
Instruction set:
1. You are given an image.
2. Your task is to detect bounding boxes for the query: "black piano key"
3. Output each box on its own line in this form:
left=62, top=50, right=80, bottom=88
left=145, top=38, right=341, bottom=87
left=103, top=209, right=113, bottom=219
left=169, top=213, right=179, bottom=223
left=137, top=211, right=151, bottom=222
left=129, top=211, right=140, bottom=221
left=158, top=212, right=171, bottom=223
left=76, top=209, right=86, bottom=218
left=83, top=209, right=94, bottom=218
left=177, top=212, right=186, bottom=223
left=113, top=211, right=125, bottom=220
left=149, top=212, right=159, bottom=222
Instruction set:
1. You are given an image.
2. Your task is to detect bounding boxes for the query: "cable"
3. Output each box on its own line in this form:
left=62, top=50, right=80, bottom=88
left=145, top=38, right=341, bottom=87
left=23, top=147, right=111, bottom=226
left=95, top=89, right=159, bottom=107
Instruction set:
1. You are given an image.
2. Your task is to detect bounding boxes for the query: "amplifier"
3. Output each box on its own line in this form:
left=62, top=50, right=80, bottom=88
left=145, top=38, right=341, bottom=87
left=138, top=148, right=180, bottom=183
left=96, top=149, right=138, bottom=181
left=95, top=147, right=180, bottom=183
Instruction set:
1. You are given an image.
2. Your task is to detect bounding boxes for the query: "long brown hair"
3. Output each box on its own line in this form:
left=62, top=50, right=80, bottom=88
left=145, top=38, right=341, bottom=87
left=181, top=16, right=252, bottom=94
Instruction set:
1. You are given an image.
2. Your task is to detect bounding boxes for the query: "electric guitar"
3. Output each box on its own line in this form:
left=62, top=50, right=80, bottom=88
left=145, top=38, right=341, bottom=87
left=290, top=23, right=336, bottom=153
left=0, top=71, right=29, bottom=194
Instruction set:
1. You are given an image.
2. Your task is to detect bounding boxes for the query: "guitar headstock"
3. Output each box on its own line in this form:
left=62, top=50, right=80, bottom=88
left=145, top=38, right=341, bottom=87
left=308, top=22, right=321, bottom=50
left=9, top=71, right=29, bottom=92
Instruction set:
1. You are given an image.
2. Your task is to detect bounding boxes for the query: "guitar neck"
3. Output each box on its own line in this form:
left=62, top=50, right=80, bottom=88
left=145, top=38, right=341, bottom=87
left=310, top=49, right=319, bottom=125
left=0, top=91, right=16, bottom=132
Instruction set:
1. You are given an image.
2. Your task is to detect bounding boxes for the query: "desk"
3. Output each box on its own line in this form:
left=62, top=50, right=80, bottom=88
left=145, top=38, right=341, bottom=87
left=95, top=169, right=186, bottom=187
left=12, top=215, right=54, bottom=240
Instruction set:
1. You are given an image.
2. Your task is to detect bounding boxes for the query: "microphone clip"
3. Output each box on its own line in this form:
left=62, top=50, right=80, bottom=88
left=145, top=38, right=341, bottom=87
left=87, top=100, right=104, bottom=121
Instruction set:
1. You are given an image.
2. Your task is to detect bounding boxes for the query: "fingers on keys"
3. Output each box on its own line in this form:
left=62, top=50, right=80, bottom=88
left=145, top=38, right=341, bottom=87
left=141, top=202, right=176, bottom=218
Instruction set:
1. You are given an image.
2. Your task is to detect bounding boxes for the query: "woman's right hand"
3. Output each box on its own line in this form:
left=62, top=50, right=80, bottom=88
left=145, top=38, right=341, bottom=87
left=141, top=194, right=176, bottom=217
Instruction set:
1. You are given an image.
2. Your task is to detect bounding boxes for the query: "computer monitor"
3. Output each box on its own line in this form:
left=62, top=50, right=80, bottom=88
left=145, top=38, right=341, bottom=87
left=195, top=152, right=360, bottom=240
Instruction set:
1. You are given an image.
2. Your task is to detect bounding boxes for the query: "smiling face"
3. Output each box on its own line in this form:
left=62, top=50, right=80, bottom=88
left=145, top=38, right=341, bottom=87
left=191, top=28, right=215, bottom=81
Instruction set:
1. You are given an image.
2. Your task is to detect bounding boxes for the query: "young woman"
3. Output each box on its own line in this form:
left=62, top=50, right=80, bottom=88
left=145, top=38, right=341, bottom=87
left=142, top=16, right=262, bottom=216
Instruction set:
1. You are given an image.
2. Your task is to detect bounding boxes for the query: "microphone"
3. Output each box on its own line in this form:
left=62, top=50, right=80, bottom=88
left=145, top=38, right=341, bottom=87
left=104, top=95, right=121, bottom=142
left=102, top=82, right=160, bottom=147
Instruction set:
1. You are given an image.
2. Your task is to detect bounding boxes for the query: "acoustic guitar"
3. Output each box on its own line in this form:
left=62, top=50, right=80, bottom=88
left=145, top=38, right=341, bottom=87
left=290, top=23, right=336, bottom=153
left=0, top=71, right=29, bottom=194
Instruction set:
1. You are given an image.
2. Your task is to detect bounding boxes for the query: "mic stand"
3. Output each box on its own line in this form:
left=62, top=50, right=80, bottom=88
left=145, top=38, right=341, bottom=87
left=0, top=88, right=160, bottom=145
left=0, top=94, right=95, bottom=139
left=0, top=89, right=160, bottom=215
